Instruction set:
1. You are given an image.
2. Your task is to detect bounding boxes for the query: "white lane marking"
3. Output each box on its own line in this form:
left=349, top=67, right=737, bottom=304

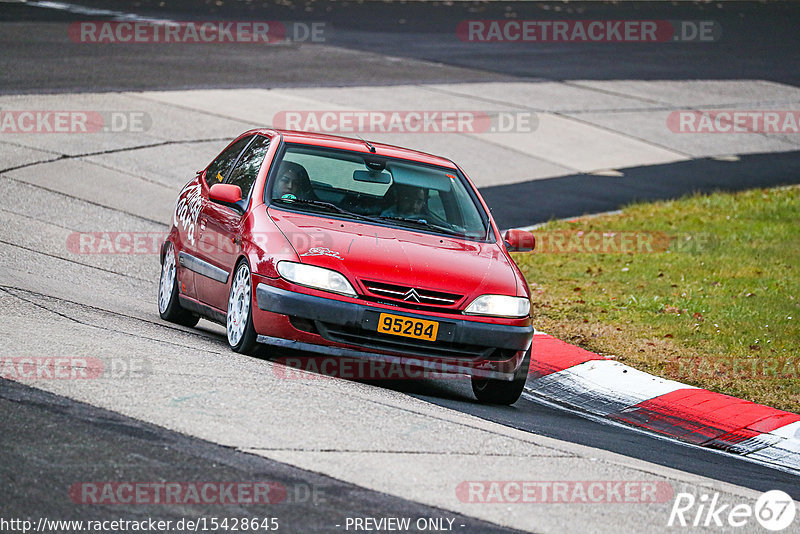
left=24, top=1, right=177, bottom=23
left=718, top=431, right=784, bottom=456
left=741, top=422, right=800, bottom=470
left=521, top=390, right=800, bottom=477
left=527, top=359, right=695, bottom=416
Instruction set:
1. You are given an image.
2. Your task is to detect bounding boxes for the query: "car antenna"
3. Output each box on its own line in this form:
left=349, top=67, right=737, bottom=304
left=358, top=136, right=377, bottom=153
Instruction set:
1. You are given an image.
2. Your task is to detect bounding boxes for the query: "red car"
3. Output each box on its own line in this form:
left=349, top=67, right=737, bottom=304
left=159, top=129, right=535, bottom=404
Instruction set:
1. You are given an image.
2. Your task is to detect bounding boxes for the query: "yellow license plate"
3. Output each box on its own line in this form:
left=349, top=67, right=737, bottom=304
left=377, top=313, right=439, bottom=342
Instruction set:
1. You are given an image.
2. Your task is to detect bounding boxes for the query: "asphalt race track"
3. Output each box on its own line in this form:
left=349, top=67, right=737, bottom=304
left=3, top=0, right=800, bottom=91
left=1, top=379, right=522, bottom=534
left=2, top=1, right=800, bottom=533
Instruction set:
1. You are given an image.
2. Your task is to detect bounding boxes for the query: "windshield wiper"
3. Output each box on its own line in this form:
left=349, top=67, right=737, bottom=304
left=273, top=199, right=469, bottom=237
left=273, top=197, right=374, bottom=221
left=377, top=216, right=466, bottom=237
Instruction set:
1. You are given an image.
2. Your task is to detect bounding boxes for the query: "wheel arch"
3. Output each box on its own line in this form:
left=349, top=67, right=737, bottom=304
left=231, top=254, right=255, bottom=298
left=160, top=240, right=169, bottom=265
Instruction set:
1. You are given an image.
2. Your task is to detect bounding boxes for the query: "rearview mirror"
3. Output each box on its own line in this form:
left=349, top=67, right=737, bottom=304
left=503, top=229, right=535, bottom=252
left=353, top=170, right=391, bottom=184
left=209, top=183, right=242, bottom=204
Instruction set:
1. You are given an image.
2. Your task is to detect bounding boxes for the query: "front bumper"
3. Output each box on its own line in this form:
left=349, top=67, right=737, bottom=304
left=255, top=283, right=533, bottom=379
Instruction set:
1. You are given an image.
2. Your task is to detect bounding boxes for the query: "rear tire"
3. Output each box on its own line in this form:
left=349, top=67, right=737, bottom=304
left=227, top=260, right=259, bottom=355
left=471, top=348, right=530, bottom=405
left=158, top=242, right=200, bottom=327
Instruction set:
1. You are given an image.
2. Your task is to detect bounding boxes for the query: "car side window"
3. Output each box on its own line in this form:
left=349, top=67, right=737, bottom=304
left=427, top=190, right=447, bottom=220
left=226, top=135, right=271, bottom=198
left=203, top=135, right=253, bottom=188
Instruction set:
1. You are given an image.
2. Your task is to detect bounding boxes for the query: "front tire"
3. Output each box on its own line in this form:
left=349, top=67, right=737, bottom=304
left=158, top=242, right=199, bottom=327
left=227, top=260, right=259, bottom=355
left=471, top=348, right=530, bottom=405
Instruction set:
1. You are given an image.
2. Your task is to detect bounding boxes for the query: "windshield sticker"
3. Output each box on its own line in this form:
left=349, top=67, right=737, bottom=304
left=174, top=182, right=203, bottom=246
left=216, top=172, right=224, bottom=182
left=301, top=247, right=343, bottom=260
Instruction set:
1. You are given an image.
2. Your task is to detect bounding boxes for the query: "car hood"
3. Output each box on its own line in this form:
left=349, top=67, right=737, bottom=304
left=269, top=208, right=520, bottom=302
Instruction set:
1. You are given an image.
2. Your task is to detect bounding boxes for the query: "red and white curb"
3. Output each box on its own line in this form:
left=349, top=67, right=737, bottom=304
left=525, top=332, right=800, bottom=473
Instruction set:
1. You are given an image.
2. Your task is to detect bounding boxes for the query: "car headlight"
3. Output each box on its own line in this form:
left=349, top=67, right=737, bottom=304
left=464, top=294, right=530, bottom=318
left=276, top=261, right=357, bottom=297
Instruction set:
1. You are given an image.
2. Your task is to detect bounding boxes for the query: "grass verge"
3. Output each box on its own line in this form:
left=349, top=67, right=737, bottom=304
left=514, top=185, right=800, bottom=413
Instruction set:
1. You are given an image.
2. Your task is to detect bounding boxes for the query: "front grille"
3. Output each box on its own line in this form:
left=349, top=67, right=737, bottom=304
left=315, top=322, right=499, bottom=361
left=361, top=280, right=463, bottom=311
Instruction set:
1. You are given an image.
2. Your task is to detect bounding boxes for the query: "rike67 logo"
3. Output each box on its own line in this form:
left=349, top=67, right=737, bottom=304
left=669, top=490, right=796, bottom=531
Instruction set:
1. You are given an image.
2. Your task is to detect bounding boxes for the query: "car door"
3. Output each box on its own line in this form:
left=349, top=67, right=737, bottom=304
left=197, top=134, right=273, bottom=310
left=182, top=135, right=253, bottom=309
left=173, top=133, right=252, bottom=302
left=171, top=175, right=204, bottom=301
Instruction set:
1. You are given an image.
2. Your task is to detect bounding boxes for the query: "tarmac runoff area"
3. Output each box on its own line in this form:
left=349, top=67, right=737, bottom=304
left=3, top=79, right=800, bottom=190
left=1, top=79, right=800, bottom=533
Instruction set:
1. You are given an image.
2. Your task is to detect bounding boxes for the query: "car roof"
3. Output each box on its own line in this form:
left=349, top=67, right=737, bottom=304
left=246, top=128, right=458, bottom=169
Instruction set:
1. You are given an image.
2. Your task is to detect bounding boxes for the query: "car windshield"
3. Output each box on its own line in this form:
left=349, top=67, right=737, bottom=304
left=267, top=144, right=489, bottom=240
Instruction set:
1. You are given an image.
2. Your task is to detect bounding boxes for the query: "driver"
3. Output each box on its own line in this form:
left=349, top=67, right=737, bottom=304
left=273, top=161, right=315, bottom=200
left=381, top=184, right=430, bottom=220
